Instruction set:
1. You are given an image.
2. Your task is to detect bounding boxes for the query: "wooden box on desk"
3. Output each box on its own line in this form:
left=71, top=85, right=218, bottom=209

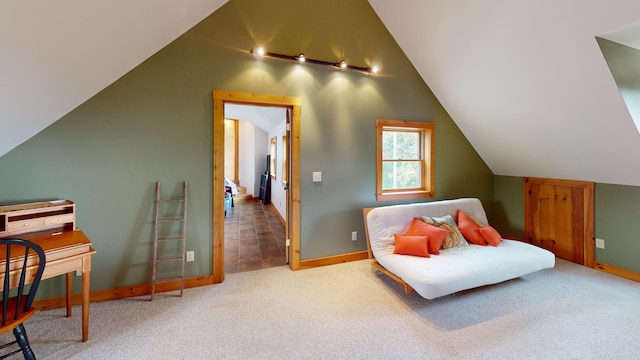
left=0, top=200, right=76, bottom=238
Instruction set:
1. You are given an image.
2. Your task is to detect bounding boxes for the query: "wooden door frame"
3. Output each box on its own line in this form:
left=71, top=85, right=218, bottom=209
left=524, top=177, right=594, bottom=268
left=212, top=90, right=301, bottom=283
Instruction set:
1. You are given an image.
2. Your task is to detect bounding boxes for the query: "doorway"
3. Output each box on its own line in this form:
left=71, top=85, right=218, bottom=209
left=223, top=104, right=288, bottom=273
left=212, top=90, right=301, bottom=283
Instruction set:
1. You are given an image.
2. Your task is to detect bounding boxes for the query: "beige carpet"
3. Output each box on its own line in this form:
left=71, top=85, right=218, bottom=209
left=4, top=258, right=640, bottom=359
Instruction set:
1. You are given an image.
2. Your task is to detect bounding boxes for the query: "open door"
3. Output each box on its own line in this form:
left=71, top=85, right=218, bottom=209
left=283, top=108, right=291, bottom=264
left=212, top=90, right=301, bottom=284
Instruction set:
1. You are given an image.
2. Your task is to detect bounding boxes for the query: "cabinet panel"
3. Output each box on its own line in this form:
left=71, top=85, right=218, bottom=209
left=538, top=184, right=556, bottom=251
left=524, top=178, right=593, bottom=267
left=554, top=185, right=574, bottom=261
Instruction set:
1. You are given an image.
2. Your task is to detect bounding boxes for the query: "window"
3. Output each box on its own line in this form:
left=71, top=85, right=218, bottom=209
left=376, top=119, right=435, bottom=201
left=223, top=119, right=238, bottom=181
left=269, top=136, right=277, bottom=179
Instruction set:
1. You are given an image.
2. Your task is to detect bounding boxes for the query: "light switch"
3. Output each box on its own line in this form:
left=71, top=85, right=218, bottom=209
left=312, top=172, right=322, bottom=182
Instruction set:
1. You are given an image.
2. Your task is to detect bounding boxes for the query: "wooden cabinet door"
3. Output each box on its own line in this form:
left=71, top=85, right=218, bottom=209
left=524, top=177, right=594, bottom=267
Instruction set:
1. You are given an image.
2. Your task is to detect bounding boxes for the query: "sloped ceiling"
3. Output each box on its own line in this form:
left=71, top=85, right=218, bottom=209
left=600, top=19, right=640, bottom=50
left=3, top=0, right=640, bottom=186
left=0, top=0, right=228, bottom=157
left=369, top=0, right=640, bottom=186
left=225, top=104, right=286, bottom=133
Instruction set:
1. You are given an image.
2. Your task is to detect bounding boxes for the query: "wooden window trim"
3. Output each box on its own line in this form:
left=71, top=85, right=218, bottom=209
left=376, top=119, right=435, bottom=201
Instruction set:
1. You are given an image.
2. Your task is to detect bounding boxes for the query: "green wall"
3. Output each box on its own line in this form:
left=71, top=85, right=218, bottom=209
left=593, top=183, right=640, bottom=272
left=491, top=176, right=525, bottom=239
left=0, top=0, right=493, bottom=298
left=493, top=175, right=640, bottom=273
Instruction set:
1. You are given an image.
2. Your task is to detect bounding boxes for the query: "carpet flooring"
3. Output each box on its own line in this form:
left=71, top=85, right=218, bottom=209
left=4, top=258, right=640, bottom=359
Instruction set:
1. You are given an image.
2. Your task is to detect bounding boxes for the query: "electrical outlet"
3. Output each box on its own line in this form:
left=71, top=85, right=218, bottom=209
left=75, top=270, right=82, bottom=277
left=595, top=238, right=605, bottom=249
left=186, top=251, right=195, bottom=262
left=351, top=231, right=357, bottom=241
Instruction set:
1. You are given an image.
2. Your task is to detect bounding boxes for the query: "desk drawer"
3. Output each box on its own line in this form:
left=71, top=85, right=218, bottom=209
left=7, top=218, right=45, bottom=232
left=44, top=213, right=75, bottom=226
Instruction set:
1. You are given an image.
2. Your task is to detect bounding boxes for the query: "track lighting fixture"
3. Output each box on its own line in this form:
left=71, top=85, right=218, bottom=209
left=250, top=48, right=378, bottom=75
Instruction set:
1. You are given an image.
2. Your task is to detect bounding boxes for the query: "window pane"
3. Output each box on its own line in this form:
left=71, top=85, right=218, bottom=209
left=382, top=131, right=420, bottom=160
left=382, top=161, right=421, bottom=189
left=224, top=119, right=237, bottom=180
left=376, top=119, right=434, bottom=201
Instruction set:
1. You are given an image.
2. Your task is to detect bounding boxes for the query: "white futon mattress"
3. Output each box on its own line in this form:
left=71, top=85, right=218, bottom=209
left=366, top=198, right=555, bottom=299
left=376, top=240, right=554, bottom=299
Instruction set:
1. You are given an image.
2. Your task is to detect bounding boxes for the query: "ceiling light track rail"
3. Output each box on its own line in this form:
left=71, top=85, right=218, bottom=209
left=250, top=48, right=377, bottom=75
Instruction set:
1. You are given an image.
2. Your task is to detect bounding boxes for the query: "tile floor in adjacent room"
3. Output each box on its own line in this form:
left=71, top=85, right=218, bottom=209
left=224, top=200, right=287, bottom=273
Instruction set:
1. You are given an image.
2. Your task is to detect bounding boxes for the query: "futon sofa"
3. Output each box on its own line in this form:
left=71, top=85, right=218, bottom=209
left=363, top=198, right=555, bottom=299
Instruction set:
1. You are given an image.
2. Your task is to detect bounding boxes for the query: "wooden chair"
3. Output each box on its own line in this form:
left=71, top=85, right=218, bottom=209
left=0, top=239, right=46, bottom=360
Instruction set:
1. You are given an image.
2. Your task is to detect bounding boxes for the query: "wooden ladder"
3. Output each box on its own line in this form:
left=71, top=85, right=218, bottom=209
left=151, top=181, right=188, bottom=301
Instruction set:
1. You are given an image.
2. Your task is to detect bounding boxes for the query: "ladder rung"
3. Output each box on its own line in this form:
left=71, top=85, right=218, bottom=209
left=157, top=218, right=185, bottom=222
left=158, top=199, right=185, bottom=203
left=157, top=237, right=185, bottom=242
left=154, top=276, right=184, bottom=284
left=155, top=257, right=183, bottom=263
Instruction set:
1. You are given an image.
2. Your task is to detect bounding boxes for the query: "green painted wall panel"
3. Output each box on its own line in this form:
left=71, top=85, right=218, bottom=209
left=0, top=0, right=493, bottom=297
left=491, top=176, right=525, bottom=239
left=594, top=183, right=640, bottom=272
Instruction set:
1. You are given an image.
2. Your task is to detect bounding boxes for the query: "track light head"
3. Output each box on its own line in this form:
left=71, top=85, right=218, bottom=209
left=251, top=47, right=265, bottom=57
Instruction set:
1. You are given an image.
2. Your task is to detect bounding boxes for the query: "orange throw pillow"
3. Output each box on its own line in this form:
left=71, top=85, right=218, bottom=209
left=393, top=234, right=430, bottom=257
left=405, top=217, right=449, bottom=254
left=457, top=210, right=487, bottom=245
left=478, top=225, right=503, bottom=246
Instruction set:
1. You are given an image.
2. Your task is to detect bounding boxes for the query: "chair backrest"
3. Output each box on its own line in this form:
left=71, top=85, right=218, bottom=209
left=0, top=239, right=46, bottom=326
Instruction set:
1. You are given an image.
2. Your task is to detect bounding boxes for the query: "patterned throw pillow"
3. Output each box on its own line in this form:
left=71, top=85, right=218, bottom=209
left=422, top=215, right=469, bottom=249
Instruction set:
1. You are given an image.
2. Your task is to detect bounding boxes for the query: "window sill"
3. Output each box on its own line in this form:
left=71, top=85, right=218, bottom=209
left=376, top=190, right=434, bottom=202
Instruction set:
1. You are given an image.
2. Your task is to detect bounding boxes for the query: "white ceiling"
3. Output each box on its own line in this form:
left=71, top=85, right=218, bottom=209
left=369, top=0, right=640, bottom=186
left=3, top=0, right=640, bottom=186
left=600, top=19, right=640, bottom=50
left=0, top=0, right=228, bottom=157
left=224, top=104, right=286, bottom=133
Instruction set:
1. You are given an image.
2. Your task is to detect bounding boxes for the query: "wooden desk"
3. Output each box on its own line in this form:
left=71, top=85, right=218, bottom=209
left=0, top=229, right=95, bottom=342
